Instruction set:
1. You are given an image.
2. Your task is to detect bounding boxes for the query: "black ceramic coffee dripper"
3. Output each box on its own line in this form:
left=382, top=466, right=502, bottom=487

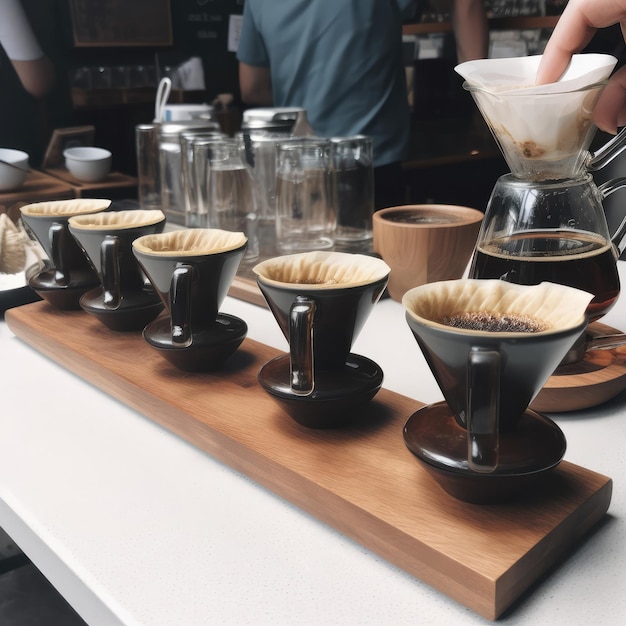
left=402, top=279, right=592, bottom=504
left=68, top=209, right=166, bottom=331
left=20, top=199, right=112, bottom=309
left=254, top=251, right=390, bottom=429
left=132, top=229, right=248, bottom=372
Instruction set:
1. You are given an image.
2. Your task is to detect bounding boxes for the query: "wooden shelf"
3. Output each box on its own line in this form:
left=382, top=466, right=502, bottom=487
left=488, top=15, right=560, bottom=30
left=402, top=15, right=559, bottom=35
left=0, top=171, right=74, bottom=212
left=43, top=167, right=137, bottom=199
left=71, top=87, right=207, bottom=110
left=403, top=21, right=454, bottom=35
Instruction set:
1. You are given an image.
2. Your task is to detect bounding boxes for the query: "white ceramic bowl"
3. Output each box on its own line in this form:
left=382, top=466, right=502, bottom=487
left=63, top=146, right=112, bottom=183
left=0, top=148, right=29, bottom=191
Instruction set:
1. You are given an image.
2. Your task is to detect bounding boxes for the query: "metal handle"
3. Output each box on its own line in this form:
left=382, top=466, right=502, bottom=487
left=587, top=127, right=626, bottom=172
left=154, top=77, right=172, bottom=122
left=597, top=177, right=626, bottom=254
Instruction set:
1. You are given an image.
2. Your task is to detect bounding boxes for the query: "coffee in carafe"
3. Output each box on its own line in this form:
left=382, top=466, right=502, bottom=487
left=471, top=231, right=620, bottom=322
left=468, top=174, right=623, bottom=321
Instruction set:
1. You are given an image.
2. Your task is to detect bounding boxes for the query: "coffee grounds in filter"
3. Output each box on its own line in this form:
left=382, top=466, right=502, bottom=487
left=442, top=311, right=548, bottom=333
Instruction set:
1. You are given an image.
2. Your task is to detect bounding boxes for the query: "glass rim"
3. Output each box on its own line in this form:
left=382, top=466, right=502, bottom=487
left=462, top=79, right=609, bottom=97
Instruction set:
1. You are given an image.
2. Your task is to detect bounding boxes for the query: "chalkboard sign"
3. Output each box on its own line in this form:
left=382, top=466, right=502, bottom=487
left=169, top=0, right=244, bottom=96
left=172, top=0, right=243, bottom=48
left=69, top=0, right=173, bottom=47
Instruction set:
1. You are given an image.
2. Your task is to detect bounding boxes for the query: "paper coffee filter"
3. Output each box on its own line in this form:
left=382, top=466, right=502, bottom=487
left=68, top=209, right=165, bottom=230
left=469, top=81, right=602, bottom=167
left=403, top=279, right=593, bottom=334
left=456, top=56, right=617, bottom=177
left=455, top=54, right=617, bottom=95
left=19, top=198, right=111, bottom=217
left=0, top=213, right=27, bottom=274
left=253, top=251, right=390, bottom=289
left=133, top=228, right=246, bottom=256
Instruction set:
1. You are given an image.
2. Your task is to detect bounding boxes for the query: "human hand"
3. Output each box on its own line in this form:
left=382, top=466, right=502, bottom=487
left=536, top=0, right=626, bottom=134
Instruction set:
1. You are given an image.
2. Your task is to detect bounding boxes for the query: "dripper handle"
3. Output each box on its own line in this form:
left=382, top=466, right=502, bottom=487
left=101, top=235, right=121, bottom=309
left=587, top=127, right=626, bottom=172
left=49, top=222, right=69, bottom=287
left=289, top=296, right=316, bottom=396
left=170, top=264, right=193, bottom=346
left=467, top=349, right=500, bottom=473
left=597, top=177, right=626, bottom=254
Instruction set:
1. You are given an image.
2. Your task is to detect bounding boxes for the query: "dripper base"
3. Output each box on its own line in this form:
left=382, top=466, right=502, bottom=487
left=79, top=287, right=164, bottom=332
left=258, top=353, right=383, bottom=428
left=143, top=313, right=247, bottom=372
left=29, top=269, right=100, bottom=310
left=403, top=402, right=567, bottom=504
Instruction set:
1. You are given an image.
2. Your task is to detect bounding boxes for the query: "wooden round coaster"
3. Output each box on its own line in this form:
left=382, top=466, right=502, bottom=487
left=531, top=322, right=626, bottom=413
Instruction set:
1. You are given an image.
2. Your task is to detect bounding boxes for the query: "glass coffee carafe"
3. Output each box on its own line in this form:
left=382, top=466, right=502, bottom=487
left=457, top=54, right=626, bottom=322
left=470, top=173, right=626, bottom=321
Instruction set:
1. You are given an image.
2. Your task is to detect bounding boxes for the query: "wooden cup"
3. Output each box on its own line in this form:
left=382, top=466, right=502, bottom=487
left=372, top=204, right=483, bottom=302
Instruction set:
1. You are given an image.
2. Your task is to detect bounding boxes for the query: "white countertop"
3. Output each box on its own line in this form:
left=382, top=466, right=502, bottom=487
left=1, top=266, right=626, bottom=626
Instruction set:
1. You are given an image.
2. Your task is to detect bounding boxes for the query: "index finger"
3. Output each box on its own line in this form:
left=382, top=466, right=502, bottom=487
left=536, top=6, right=599, bottom=84
left=535, top=0, right=626, bottom=85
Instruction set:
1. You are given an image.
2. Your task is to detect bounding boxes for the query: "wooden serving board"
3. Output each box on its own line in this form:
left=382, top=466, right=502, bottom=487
left=44, top=168, right=137, bottom=198
left=6, top=302, right=612, bottom=621
left=229, top=273, right=266, bottom=308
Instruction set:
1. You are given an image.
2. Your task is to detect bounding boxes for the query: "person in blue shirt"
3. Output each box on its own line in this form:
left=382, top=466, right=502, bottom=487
left=237, top=0, right=487, bottom=210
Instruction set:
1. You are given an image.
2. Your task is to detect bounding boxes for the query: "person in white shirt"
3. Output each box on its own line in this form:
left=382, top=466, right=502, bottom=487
left=0, top=0, right=56, bottom=164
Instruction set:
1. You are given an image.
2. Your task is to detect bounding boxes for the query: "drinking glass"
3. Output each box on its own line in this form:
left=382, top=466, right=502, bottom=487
left=180, top=131, right=226, bottom=228
left=157, top=122, right=220, bottom=225
left=136, top=124, right=161, bottom=210
left=207, top=139, right=259, bottom=259
left=275, top=139, right=335, bottom=254
left=330, top=135, right=374, bottom=251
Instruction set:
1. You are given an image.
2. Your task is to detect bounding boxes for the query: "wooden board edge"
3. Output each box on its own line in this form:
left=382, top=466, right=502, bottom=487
left=494, top=471, right=613, bottom=619
left=229, top=275, right=267, bottom=308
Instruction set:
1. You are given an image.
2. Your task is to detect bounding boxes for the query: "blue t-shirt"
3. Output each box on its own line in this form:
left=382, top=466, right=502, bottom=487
left=237, top=0, right=415, bottom=168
